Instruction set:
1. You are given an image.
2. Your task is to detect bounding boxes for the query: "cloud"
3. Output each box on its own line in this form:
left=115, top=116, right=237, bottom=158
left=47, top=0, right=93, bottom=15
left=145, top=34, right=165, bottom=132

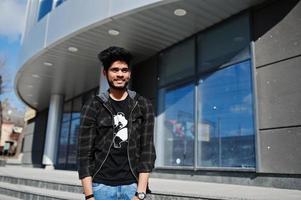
left=230, top=94, right=253, bottom=113
left=0, top=0, right=27, bottom=42
left=243, top=94, right=252, bottom=104
left=230, top=104, right=249, bottom=113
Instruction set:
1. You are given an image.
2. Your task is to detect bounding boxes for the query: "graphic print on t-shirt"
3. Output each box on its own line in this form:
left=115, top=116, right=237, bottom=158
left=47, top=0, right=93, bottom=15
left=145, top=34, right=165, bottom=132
left=113, top=112, right=128, bottom=148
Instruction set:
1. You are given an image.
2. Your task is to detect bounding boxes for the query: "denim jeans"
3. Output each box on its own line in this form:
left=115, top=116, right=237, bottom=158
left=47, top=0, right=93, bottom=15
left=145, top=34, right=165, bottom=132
left=92, top=182, right=137, bottom=200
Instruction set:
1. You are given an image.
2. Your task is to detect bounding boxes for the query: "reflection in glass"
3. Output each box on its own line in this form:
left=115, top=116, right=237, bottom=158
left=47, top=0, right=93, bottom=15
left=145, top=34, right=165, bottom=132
left=158, top=84, right=194, bottom=166
left=197, top=13, right=250, bottom=72
left=159, top=38, right=195, bottom=86
left=198, top=60, right=255, bottom=168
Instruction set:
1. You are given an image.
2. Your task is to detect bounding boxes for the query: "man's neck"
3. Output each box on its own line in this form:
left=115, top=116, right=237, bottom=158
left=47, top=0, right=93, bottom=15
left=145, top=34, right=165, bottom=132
left=109, top=88, right=128, bottom=101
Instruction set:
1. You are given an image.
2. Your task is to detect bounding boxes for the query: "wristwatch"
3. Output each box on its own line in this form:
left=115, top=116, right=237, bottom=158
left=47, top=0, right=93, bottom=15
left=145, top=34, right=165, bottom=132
left=135, top=191, right=146, bottom=200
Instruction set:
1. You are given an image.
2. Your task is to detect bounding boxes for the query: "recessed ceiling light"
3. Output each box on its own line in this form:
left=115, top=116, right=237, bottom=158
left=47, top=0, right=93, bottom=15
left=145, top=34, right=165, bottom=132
left=27, top=94, right=33, bottom=97
left=33, top=102, right=38, bottom=105
left=108, top=29, right=120, bottom=36
left=32, top=74, right=40, bottom=78
left=174, top=9, right=187, bottom=16
left=44, top=62, right=53, bottom=66
left=68, top=46, right=78, bottom=52
left=27, top=85, right=33, bottom=88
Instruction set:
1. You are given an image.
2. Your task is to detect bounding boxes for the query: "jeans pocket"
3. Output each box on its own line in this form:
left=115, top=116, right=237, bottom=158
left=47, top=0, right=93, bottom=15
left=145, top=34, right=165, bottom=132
left=122, top=183, right=137, bottom=200
left=92, top=182, right=105, bottom=192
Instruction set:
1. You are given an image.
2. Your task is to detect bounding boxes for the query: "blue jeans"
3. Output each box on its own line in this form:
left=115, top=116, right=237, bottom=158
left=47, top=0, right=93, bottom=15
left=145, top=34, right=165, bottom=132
left=92, top=182, right=137, bottom=200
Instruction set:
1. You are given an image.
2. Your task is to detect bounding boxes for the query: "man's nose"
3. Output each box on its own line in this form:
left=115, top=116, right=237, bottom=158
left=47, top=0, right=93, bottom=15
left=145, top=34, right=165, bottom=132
left=116, top=70, right=124, bottom=76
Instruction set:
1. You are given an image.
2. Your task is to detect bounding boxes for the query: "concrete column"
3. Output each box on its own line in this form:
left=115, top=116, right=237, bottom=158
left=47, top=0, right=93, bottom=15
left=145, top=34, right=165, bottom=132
left=99, top=66, right=109, bottom=94
left=43, top=94, right=64, bottom=169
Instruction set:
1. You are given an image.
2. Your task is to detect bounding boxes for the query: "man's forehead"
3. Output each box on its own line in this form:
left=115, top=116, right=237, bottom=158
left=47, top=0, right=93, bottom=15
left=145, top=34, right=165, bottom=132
left=110, top=61, right=129, bottom=68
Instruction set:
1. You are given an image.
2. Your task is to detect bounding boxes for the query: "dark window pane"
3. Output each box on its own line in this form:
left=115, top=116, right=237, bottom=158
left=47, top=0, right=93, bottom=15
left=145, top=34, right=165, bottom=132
left=57, top=87, right=98, bottom=170
left=72, top=97, right=82, bottom=119
left=197, top=14, right=250, bottom=72
left=62, top=101, right=72, bottom=122
left=55, top=0, right=66, bottom=7
left=157, top=84, right=195, bottom=166
left=57, top=121, right=69, bottom=165
left=67, top=118, right=80, bottom=165
left=38, top=0, right=53, bottom=21
left=159, top=38, right=195, bottom=86
left=197, top=60, right=255, bottom=168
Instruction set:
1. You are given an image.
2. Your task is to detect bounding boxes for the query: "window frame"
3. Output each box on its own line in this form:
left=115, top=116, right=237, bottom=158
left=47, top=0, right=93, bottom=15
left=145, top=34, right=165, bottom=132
left=155, top=11, right=257, bottom=172
left=56, top=88, right=98, bottom=170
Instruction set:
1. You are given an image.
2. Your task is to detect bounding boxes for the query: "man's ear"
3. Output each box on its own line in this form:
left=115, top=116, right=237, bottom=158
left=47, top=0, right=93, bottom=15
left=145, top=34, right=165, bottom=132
left=103, top=69, right=107, bottom=77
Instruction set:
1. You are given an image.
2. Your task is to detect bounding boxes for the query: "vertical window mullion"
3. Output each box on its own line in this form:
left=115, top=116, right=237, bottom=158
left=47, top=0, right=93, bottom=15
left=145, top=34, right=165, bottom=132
left=194, top=84, right=199, bottom=170
left=194, top=36, right=199, bottom=170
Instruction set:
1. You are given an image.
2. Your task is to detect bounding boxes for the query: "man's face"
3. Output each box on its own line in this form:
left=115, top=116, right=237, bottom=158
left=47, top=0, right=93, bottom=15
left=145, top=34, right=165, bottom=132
left=104, top=60, right=131, bottom=90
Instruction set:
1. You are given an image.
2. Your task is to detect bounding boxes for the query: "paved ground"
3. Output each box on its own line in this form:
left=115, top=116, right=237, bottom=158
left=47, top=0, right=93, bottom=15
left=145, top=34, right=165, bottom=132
left=0, top=165, right=300, bottom=200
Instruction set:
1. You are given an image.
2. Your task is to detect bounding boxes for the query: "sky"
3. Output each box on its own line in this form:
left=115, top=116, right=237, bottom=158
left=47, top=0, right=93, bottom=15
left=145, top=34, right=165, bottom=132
left=0, top=0, right=28, bottom=112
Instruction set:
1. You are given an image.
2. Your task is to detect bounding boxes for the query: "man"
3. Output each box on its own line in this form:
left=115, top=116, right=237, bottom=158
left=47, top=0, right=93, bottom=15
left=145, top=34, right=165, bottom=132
left=77, top=46, right=156, bottom=200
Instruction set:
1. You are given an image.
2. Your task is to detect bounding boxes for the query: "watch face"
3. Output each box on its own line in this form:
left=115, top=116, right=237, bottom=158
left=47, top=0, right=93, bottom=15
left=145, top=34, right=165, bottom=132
left=138, top=192, right=146, bottom=199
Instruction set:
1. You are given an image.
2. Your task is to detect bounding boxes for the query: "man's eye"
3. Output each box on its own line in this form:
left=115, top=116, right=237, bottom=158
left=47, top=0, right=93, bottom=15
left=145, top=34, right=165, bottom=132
left=121, top=69, right=129, bottom=73
left=111, top=68, right=119, bottom=72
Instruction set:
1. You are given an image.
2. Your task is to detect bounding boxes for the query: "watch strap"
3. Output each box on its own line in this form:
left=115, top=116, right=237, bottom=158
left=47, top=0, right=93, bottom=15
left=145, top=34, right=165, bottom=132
left=85, top=194, right=94, bottom=199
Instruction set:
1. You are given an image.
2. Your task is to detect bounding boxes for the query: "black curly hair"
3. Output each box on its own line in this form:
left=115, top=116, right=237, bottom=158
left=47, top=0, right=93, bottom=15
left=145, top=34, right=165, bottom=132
left=97, top=46, right=133, bottom=71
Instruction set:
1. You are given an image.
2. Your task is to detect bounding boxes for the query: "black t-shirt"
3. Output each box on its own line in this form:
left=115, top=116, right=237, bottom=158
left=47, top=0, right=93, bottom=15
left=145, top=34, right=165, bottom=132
left=95, top=95, right=136, bottom=185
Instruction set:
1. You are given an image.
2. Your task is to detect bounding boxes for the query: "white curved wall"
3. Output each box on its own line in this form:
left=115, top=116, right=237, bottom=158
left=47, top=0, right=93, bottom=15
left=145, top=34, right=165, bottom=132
left=19, top=0, right=165, bottom=68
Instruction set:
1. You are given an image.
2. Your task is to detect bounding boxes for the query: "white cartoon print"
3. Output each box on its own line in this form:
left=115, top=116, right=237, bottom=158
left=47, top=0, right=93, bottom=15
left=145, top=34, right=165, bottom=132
left=113, top=112, right=128, bottom=148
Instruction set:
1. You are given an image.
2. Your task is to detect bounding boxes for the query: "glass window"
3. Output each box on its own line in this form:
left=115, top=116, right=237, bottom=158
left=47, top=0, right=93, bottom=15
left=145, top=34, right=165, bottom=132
left=62, top=101, right=72, bottom=122
left=197, top=14, right=250, bottom=72
left=159, top=38, right=195, bottom=86
left=55, top=0, right=66, bottom=7
left=156, top=12, right=254, bottom=170
left=157, top=84, right=195, bottom=167
left=57, top=100, right=72, bottom=168
left=197, top=60, right=255, bottom=168
left=72, top=97, right=82, bottom=119
left=57, top=88, right=98, bottom=170
left=57, top=121, right=69, bottom=166
left=38, top=0, right=53, bottom=21
left=65, top=96, right=82, bottom=168
left=67, top=118, right=80, bottom=165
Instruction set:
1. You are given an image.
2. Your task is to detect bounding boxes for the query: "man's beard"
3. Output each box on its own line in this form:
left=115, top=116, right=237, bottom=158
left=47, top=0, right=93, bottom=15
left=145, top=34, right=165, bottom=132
left=107, top=79, right=129, bottom=90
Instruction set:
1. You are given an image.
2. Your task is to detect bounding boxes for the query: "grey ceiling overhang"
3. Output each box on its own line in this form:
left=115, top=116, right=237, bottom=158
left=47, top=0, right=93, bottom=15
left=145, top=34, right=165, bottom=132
left=16, top=0, right=265, bottom=111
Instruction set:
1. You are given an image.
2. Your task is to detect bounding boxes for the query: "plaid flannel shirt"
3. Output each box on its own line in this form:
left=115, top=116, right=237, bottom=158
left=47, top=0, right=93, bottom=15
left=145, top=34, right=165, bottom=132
left=77, top=90, right=156, bottom=181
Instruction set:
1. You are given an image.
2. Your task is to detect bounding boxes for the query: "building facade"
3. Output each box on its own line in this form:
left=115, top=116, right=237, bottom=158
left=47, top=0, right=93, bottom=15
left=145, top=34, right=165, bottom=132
left=16, top=0, right=301, bottom=189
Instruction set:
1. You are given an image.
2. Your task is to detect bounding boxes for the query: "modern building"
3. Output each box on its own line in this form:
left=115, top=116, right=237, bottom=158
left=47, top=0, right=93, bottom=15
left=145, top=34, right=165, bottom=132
left=16, top=0, right=301, bottom=190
